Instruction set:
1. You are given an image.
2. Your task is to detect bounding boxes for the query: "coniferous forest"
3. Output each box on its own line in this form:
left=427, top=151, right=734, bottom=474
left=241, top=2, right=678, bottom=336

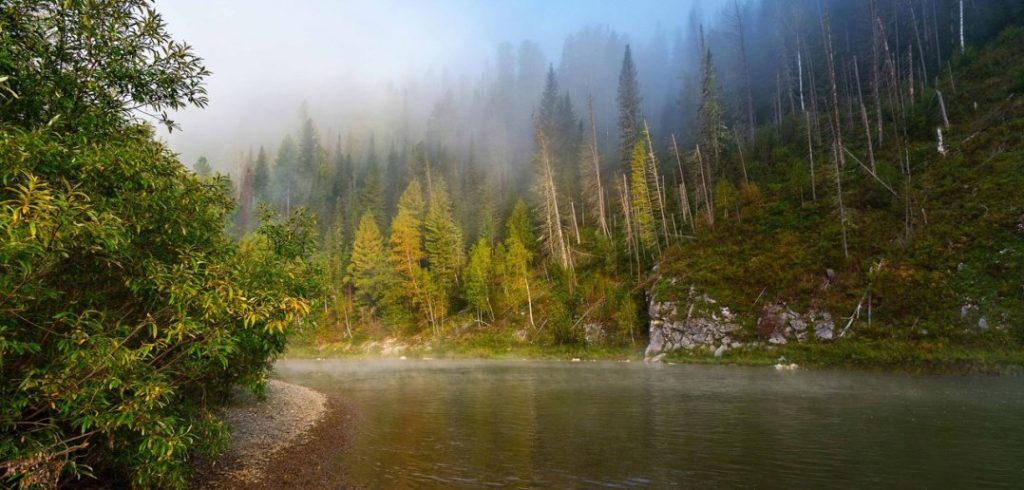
left=3, top=0, right=1024, bottom=487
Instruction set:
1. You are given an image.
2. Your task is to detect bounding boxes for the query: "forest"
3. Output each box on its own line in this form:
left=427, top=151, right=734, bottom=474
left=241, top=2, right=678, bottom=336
left=2, top=0, right=1024, bottom=487
left=201, top=0, right=1024, bottom=357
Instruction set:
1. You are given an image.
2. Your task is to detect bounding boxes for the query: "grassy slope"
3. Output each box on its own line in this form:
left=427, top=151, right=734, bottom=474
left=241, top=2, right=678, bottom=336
left=656, top=28, right=1024, bottom=370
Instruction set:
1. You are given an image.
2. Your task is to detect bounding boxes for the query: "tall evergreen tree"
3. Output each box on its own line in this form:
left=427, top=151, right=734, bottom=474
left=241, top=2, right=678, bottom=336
left=274, top=135, right=299, bottom=212
left=423, top=177, right=464, bottom=323
left=348, top=212, right=389, bottom=309
left=388, top=180, right=435, bottom=329
left=505, top=199, right=535, bottom=256
left=697, top=29, right=722, bottom=173
left=465, top=238, right=494, bottom=321
left=617, top=45, right=644, bottom=171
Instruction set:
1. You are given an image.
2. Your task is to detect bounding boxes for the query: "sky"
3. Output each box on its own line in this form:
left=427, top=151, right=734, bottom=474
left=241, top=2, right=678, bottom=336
left=157, top=0, right=727, bottom=167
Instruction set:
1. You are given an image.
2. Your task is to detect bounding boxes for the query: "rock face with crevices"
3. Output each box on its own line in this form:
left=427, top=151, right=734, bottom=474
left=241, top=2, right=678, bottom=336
left=645, top=286, right=744, bottom=360
left=644, top=284, right=835, bottom=361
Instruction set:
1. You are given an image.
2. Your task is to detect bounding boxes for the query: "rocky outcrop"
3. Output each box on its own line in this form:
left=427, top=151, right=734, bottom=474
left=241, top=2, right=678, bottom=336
left=645, top=286, right=744, bottom=360
left=645, top=285, right=835, bottom=361
left=756, top=302, right=835, bottom=345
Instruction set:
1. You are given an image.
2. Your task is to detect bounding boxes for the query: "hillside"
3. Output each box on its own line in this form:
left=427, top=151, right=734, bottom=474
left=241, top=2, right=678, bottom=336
left=650, top=27, right=1024, bottom=368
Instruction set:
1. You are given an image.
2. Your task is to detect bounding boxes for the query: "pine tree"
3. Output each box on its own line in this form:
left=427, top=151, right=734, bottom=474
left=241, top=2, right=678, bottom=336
left=629, top=140, right=657, bottom=251
left=465, top=238, right=494, bottom=321
left=388, top=180, right=436, bottom=329
left=617, top=45, right=643, bottom=171
left=697, top=29, right=722, bottom=173
left=348, top=212, right=389, bottom=309
left=501, top=235, right=534, bottom=328
left=274, top=135, right=299, bottom=213
left=505, top=199, right=535, bottom=256
left=424, top=177, right=464, bottom=327
left=298, top=117, right=319, bottom=182
left=358, top=157, right=383, bottom=229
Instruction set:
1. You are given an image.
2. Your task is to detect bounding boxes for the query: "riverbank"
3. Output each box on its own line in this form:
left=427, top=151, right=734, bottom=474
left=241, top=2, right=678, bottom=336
left=196, top=380, right=350, bottom=489
left=286, top=337, right=1024, bottom=374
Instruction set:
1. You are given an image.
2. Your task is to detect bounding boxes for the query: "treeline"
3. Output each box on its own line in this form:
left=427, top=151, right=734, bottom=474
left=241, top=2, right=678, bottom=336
left=212, top=0, right=1024, bottom=345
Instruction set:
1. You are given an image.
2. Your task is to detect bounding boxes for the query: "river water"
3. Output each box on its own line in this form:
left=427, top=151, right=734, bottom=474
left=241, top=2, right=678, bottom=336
left=274, top=359, right=1024, bottom=488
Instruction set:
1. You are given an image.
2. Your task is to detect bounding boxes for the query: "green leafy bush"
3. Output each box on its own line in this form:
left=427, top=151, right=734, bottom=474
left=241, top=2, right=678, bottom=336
left=0, top=1, right=315, bottom=487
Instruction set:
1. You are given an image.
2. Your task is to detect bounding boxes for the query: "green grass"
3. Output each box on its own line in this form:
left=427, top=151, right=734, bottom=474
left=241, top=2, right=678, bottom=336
left=663, top=340, right=1024, bottom=374
left=286, top=334, right=1023, bottom=375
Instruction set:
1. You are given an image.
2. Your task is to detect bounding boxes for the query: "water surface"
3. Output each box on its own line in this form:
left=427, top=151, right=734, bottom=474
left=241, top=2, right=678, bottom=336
left=275, top=359, right=1024, bottom=488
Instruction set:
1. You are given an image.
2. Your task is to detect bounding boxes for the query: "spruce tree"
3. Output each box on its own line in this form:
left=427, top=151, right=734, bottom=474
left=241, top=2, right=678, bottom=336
left=505, top=199, right=535, bottom=256
left=697, top=33, right=722, bottom=172
left=349, top=212, right=389, bottom=308
left=465, top=238, right=494, bottom=321
left=617, top=45, right=643, bottom=171
left=424, top=178, right=464, bottom=296
left=388, top=180, right=434, bottom=328
left=275, top=135, right=299, bottom=212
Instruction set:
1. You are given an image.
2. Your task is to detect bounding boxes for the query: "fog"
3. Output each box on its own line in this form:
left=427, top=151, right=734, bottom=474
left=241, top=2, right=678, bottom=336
left=158, top=0, right=731, bottom=171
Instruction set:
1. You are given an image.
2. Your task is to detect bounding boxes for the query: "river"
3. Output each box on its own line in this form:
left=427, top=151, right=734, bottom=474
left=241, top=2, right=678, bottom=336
left=274, top=359, right=1024, bottom=488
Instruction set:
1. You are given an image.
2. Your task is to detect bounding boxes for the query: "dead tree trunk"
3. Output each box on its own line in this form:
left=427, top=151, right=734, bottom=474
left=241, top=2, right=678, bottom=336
left=823, top=8, right=850, bottom=258
left=695, top=144, right=714, bottom=226
left=854, top=56, right=876, bottom=172
left=643, top=121, right=670, bottom=245
left=670, top=134, right=694, bottom=228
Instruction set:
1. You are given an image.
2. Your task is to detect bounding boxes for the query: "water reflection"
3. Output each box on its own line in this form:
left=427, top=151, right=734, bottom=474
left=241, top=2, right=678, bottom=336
left=275, top=360, right=1024, bottom=488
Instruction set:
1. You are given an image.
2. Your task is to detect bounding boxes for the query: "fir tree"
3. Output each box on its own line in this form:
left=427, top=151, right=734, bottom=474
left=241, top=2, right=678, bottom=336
left=348, top=212, right=390, bottom=309
left=423, top=178, right=464, bottom=331
left=617, top=45, right=643, bottom=170
left=275, top=135, right=299, bottom=212
left=697, top=30, right=722, bottom=172
left=388, top=180, right=435, bottom=329
left=465, top=238, right=494, bottom=321
left=505, top=199, right=535, bottom=255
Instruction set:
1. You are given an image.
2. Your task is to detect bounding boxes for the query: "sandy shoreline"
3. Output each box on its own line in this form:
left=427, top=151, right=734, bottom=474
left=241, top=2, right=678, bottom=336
left=196, top=380, right=350, bottom=489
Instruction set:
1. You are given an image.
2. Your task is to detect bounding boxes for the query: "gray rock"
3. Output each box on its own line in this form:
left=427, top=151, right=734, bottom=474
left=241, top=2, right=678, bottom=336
left=714, top=344, right=727, bottom=357
left=978, top=316, right=989, bottom=331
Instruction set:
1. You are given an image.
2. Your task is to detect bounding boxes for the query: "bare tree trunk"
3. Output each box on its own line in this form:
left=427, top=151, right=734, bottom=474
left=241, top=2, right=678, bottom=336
left=736, top=136, right=749, bottom=186
left=570, top=201, right=581, bottom=245
left=695, top=144, right=714, bottom=226
left=910, top=3, right=929, bottom=90
left=733, top=0, right=756, bottom=141
left=799, top=37, right=817, bottom=202
left=936, top=89, right=950, bottom=128
left=823, top=8, right=850, bottom=258
left=870, top=0, right=884, bottom=146
left=643, top=121, right=670, bottom=246
left=959, top=0, right=965, bottom=52
left=797, top=42, right=806, bottom=112
left=932, top=0, right=942, bottom=71
left=536, top=123, right=569, bottom=269
left=525, top=273, right=535, bottom=329
left=806, top=110, right=817, bottom=202
left=586, top=97, right=609, bottom=239
left=854, top=56, right=876, bottom=172
left=669, top=134, right=694, bottom=228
